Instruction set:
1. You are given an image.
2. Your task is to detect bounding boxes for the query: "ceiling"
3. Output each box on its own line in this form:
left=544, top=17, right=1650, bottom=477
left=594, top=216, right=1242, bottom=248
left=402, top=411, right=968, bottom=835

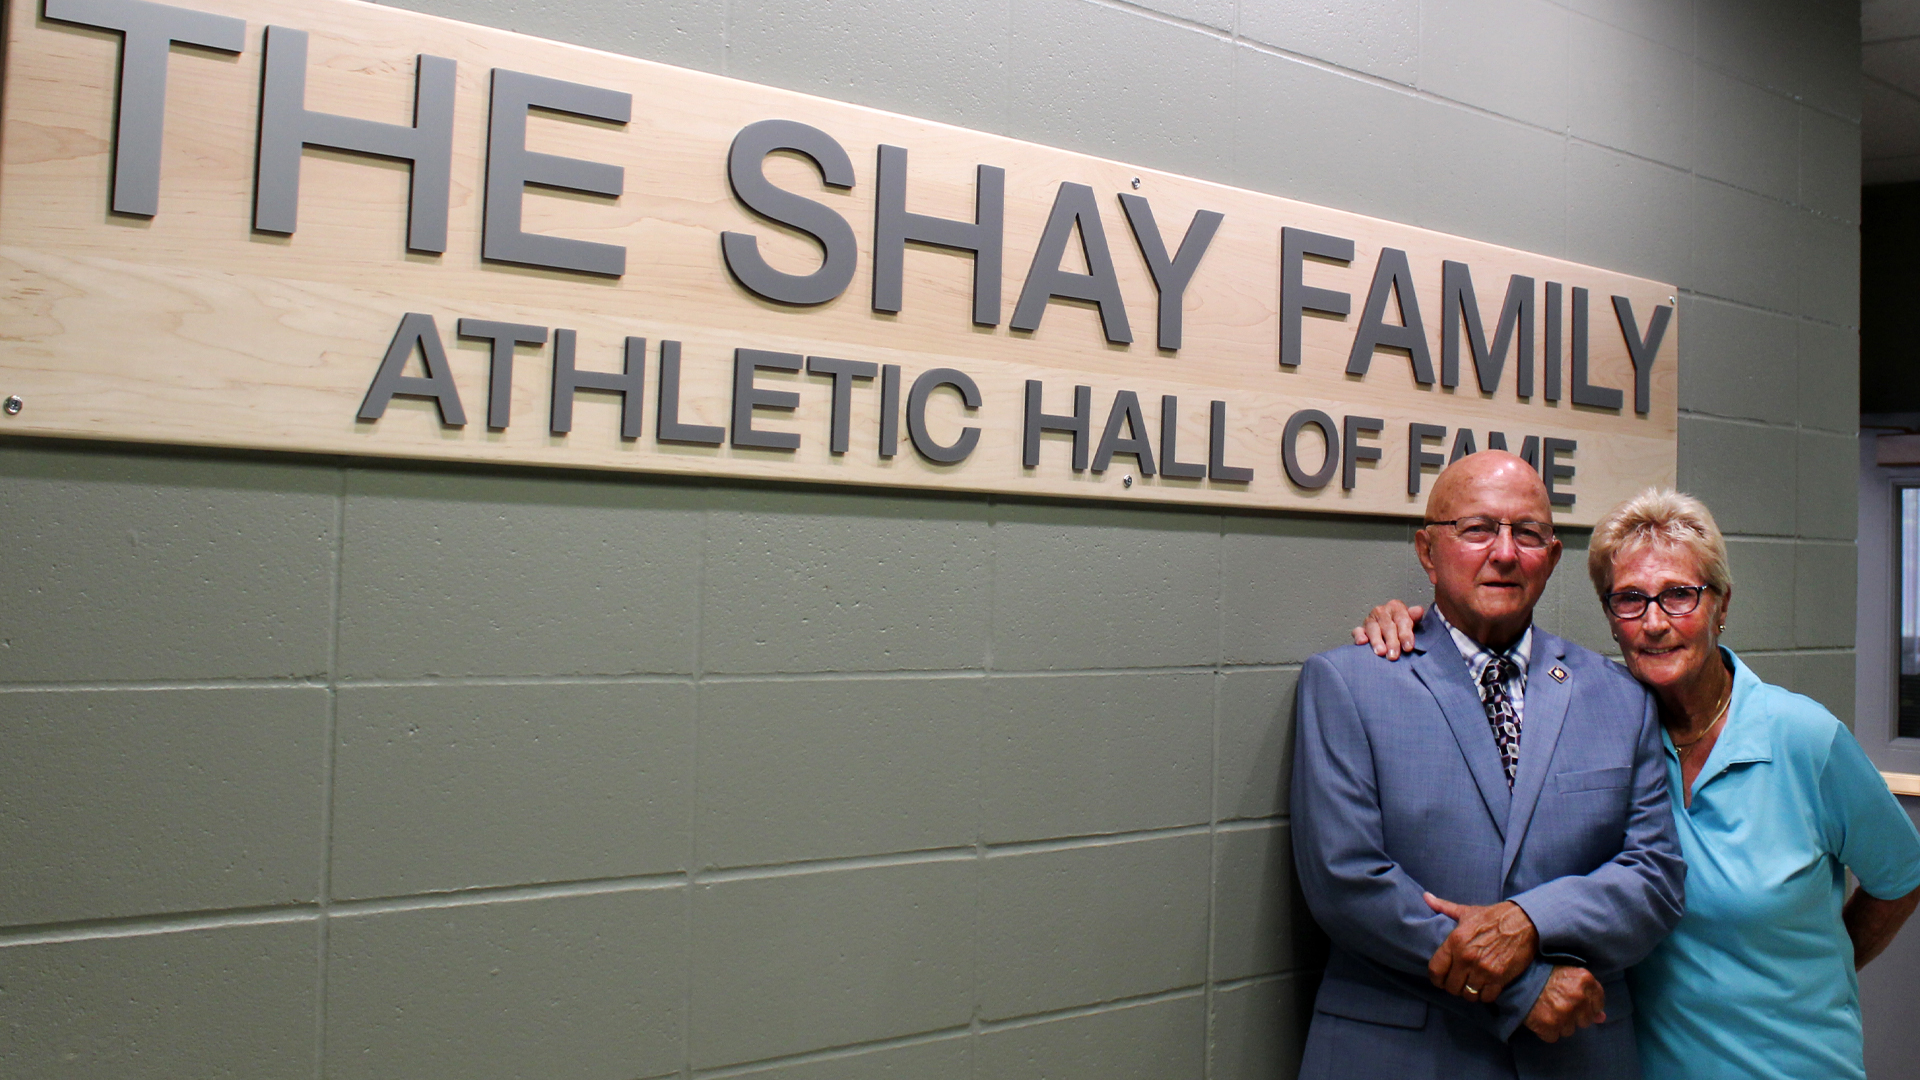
left=1865, top=0, right=1920, bottom=183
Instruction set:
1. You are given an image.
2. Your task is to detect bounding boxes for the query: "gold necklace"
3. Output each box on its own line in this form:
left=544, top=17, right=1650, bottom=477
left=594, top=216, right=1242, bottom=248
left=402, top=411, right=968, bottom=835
left=1671, top=681, right=1732, bottom=755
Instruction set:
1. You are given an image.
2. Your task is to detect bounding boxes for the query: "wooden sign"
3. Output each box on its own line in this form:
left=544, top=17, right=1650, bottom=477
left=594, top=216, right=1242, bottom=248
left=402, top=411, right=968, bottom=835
left=0, top=0, right=1678, bottom=524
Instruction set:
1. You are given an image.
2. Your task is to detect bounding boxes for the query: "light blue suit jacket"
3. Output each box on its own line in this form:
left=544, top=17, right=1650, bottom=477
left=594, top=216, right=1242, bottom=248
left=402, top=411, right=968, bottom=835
left=1291, top=612, right=1684, bottom=1080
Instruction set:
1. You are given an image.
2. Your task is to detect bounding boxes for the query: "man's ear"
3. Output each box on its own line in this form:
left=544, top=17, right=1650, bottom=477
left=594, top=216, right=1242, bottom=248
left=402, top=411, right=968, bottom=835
left=1544, top=537, right=1563, bottom=577
left=1415, top=526, right=1439, bottom=583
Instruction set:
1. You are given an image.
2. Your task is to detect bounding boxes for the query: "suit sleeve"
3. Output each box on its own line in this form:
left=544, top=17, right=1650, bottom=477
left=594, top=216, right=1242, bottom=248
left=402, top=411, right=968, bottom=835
left=1506, top=686, right=1686, bottom=976
left=1291, top=653, right=1548, bottom=1039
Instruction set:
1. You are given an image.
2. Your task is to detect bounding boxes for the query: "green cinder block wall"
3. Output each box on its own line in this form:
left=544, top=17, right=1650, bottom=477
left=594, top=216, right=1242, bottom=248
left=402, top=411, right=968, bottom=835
left=0, top=1, right=1866, bottom=1077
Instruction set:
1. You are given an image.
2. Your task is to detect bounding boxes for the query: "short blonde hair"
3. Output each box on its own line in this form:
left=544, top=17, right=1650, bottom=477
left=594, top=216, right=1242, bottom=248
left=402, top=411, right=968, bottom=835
left=1587, top=488, right=1732, bottom=597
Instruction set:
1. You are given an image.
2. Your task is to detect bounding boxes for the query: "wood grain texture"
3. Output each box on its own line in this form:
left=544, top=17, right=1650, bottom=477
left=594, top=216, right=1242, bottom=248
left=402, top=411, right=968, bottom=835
left=0, top=0, right=1678, bottom=523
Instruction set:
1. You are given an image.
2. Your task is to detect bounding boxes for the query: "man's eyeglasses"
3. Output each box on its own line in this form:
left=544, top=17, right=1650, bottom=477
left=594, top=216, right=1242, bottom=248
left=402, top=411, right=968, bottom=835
left=1423, top=516, right=1555, bottom=550
left=1602, top=584, right=1712, bottom=620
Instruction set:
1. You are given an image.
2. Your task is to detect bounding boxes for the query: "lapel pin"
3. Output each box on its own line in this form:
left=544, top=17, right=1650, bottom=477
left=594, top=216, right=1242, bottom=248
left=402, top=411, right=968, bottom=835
left=1549, top=666, right=1568, bottom=683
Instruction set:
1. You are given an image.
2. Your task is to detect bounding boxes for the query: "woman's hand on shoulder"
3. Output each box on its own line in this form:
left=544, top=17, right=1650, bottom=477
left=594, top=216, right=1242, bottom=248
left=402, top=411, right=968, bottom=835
left=1350, top=600, right=1424, bottom=659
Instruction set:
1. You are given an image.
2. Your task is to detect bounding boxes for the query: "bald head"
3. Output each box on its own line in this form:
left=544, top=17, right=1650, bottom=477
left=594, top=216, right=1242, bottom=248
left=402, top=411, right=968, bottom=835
left=1415, top=450, right=1562, bottom=648
left=1425, top=450, right=1553, bottom=526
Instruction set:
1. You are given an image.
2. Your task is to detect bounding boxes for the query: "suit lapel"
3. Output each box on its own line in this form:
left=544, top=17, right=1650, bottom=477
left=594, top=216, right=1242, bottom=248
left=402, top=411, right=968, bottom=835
left=1409, top=615, right=1510, bottom=835
left=1501, top=629, right=1572, bottom=884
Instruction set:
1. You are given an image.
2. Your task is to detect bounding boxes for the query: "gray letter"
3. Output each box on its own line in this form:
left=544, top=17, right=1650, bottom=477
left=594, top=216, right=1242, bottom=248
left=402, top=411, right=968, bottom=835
left=1279, top=227, right=1353, bottom=367
left=1348, top=248, right=1433, bottom=385
left=484, top=69, right=630, bottom=276
left=550, top=330, right=646, bottom=439
left=721, top=120, right=857, bottom=305
left=1612, top=295, right=1672, bottom=417
left=1441, top=261, right=1534, bottom=396
left=44, top=0, right=245, bottom=217
left=906, top=368, right=982, bottom=465
left=456, top=318, right=546, bottom=429
left=1119, top=193, right=1223, bottom=351
left=873, top=145, right=1003, bottom=325
left=255, top=26, right=454, bottom=252
left=1569, top=287, right=1623, bottom=411
left=1011, top=183, right=1132, bottom=344
left=359, top=312, right=466, bottom=425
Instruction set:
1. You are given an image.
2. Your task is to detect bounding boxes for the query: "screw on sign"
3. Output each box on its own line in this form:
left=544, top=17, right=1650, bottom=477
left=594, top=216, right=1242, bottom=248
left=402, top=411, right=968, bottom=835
left=4, top=396, right=22, bottom=415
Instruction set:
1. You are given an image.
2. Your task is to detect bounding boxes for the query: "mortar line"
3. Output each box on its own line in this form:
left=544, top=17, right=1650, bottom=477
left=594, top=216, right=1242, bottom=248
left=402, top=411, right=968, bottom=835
left=329, top=873, right=690, bottom=916
left=0, top=677, right=333, bottom=693
left=683, top=489, right=711, bottom=1080
left=976, top=983, right=1207, bottom=1033
left=0, top=904, right=322, bottom=948
left=692, top=1024, right=973, bottom=1079
left=313, top=464, right=348, bottom=1080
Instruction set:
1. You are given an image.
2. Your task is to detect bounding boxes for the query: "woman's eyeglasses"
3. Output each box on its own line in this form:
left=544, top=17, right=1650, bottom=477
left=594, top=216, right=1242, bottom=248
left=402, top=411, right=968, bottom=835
left=1602, top=584, right=1711, bottom=619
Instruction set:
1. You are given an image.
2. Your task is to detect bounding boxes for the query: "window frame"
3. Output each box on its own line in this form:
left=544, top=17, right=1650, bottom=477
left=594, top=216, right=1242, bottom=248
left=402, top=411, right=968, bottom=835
left=1854, top=429, right=1920, bottom=784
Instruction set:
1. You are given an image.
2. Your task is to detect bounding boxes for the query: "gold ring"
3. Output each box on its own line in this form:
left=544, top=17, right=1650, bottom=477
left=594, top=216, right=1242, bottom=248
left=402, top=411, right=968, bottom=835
left=1465, top=984, right=1479, bottom=995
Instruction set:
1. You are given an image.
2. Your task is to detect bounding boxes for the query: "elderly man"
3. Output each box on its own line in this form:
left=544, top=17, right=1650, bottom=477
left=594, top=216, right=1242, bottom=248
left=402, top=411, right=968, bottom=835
left=1290, top=451, right=1685, bottom=1078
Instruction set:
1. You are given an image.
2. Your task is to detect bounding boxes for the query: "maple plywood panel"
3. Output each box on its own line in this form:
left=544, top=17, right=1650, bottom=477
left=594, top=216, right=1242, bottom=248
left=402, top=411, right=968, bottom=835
left=0, top=0, right=1677, bottom=524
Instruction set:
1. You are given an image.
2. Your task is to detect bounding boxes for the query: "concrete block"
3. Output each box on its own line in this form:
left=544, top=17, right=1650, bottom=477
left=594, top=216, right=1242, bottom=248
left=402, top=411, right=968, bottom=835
left=1676, top=416, right=1797, bottom=537
left=991, top=503, right=1220, bottom=671
left=1006, top=0, right=1234, bottom=179
left=721, top=1035, right=972, bottom=1080
left=0, top=920, right=318, bottom=1080
left=336, top=470, right=702, bottom=678
left=1798, top=213, right=1861, bottom=327
left=1562, top=0, right=1692, bottom=52
left=1417, top=0, right=1570, bottom=131
left=1794, top=649, right=1858, bottom=725
left=1412, top=98, right=1567, bottom=258
left=1796, top=320, right=1860, bottom=435
left=1237, top=0, right=1417, bottom=84
left=697, top=676, right=981, bottom=867
left=982, top=672, right=1210, bottom=842
left=1720, top=539, right=1797, bottom=652
left=1689, top=177, right=1800, bottom=314
left=1220, top=515, right=1429, bottom=667
left=1695, top=0, right=1858, bottom=119
left=978, top=833, right=1209, bottom=1018
left=1569, top=19, right=1693, bottom=170
left=703, top=489, right=990, bottom=674
left=0, top=688, right=325, bottom=927
left=1212, top=822, right=1312, bottom=981
left=1539, top=527, right=1613, bottom=658
left=1801, top=108, right=1863, bottom=223
left=1692, top=66, right=1800, bottom=205
left=1564, top=142, right=1691, bottom=286
left=0, top=447, right=335, bottom=681
left=1216, top=668, right=1297, bottom=822
left=1210, top=974, right=1314, bottom=1080
left=1795, top=541, right=1857, bottom=648
left=1739, top=650, right=1795, bottom=692
left=329, top=682, right=694, bottom=900
left=978, top=993, right=1206, bottom=1080
left=1790, top=4, right=1865, bottom=123
left=1229, top=46, right=1422, bottom=224
left=369, top=0, right=727, bottom=74
left=325, top=889, right=685, bottom=1080
left=1673, top=295, right=1798, bottom=425
left=690, top=860, right=974, bottom=1067
left=1798, top=430, right=1860, bottom=541
left=729, top=0, right=1006, bottom=133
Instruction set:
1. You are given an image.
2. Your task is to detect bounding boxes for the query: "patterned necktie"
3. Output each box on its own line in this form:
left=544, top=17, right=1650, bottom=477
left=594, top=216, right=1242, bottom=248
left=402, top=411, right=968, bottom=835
left=1479, top=655, right=1522, bottom=788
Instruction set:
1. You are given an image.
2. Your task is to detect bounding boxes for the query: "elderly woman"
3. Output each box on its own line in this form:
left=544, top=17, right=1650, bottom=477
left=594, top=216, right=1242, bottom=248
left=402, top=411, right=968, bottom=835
left=1352, top=487, right=1920, bottom=1080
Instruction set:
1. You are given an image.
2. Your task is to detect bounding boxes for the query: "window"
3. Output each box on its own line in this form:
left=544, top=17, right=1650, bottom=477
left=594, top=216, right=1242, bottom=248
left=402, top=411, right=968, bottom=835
left=1903, top=487, right=1920, bottom=740
left=1856, top=429, right=1920, bottom=780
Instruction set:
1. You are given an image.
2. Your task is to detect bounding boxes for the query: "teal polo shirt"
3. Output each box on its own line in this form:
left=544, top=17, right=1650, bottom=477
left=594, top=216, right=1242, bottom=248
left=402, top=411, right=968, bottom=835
left=1629, top=650, right=1920, bottom=1080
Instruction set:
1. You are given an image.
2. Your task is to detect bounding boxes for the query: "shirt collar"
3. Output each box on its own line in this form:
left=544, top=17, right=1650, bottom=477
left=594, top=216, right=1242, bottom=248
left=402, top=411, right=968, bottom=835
left=1432, top=604, right=1533, bottom=678
left=1713, top=647, right=1772, bottom=764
